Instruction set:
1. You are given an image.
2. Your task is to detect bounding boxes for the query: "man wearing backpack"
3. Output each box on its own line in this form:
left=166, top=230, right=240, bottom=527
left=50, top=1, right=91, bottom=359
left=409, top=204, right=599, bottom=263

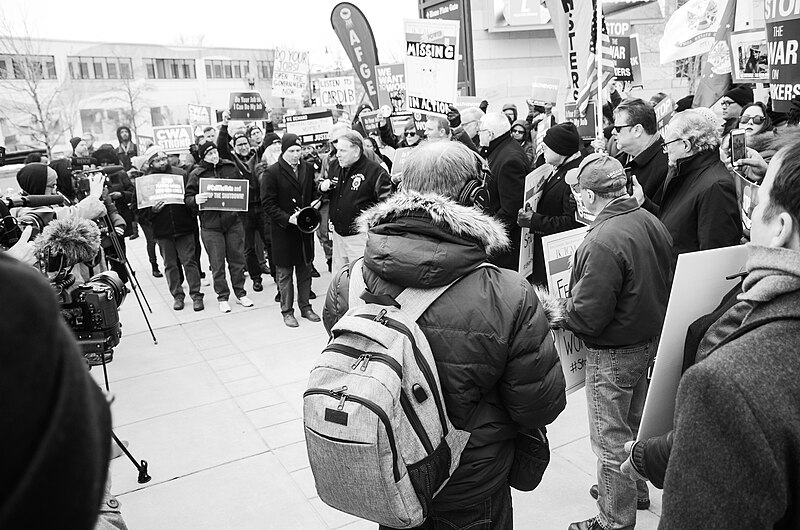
left=322, top=141, right=567, bottom=529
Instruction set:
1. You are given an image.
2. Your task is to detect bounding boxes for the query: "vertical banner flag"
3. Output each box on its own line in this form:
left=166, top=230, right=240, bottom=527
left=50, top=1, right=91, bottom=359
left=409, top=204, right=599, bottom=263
left=375, top=63, right=407, bottom=115
left=693, top=0, right=738, bottom=108
left=404, top=18, right=460, bottom=115
left=331, top=3, right=380, bottom=108
left=272, top=49, right=310, bottom=100
left=542, top=226, right=591, bottom=395
left=765, top=0, right=800, bottom=112
left=660, top=0, right=733, bottom=64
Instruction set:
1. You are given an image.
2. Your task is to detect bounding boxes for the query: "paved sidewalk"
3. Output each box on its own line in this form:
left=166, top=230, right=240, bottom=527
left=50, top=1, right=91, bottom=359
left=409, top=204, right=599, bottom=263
left=98, top=236, right=662, bottom=529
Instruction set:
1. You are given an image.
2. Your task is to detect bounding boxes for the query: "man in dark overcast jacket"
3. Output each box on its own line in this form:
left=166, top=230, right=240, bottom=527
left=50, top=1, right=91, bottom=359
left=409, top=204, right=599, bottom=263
left=324, top=142, right=566, bottom=529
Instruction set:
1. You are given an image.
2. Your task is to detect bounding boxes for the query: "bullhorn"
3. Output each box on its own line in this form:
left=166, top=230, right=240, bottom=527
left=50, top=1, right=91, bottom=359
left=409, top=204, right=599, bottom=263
left=296, top=198, right=323, bottom=234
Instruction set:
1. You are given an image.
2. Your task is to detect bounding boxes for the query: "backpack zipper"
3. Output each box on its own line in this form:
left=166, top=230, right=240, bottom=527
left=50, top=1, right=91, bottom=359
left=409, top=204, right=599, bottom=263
left=324, top=343, right=402, bottom=378
left=356, top=314, right=450, bottom=437
left=304, top=386, right=401, bottom=482
left=400, top=390, right=434, bottom=455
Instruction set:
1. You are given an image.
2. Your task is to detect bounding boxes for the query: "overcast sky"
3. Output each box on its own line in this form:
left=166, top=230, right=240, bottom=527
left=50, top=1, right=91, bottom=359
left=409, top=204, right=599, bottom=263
left=1, top=0, right=419, bottom=68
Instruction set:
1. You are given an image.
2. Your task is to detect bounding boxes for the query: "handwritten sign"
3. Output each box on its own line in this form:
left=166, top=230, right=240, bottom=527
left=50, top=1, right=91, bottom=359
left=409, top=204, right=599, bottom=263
left=198, top=178, right=249, bottom=212
left=317, top=76, right=357, bottom=106
left=135, top=173, right=185, bottom=209
left=153, top=125, right=193, bottom=154
left=272, top=48, right=310, bottom=100
left=542, top=226, right=590, bottom=394
left=284, top=110, right=335, bottom=144
left=404, top=18, right=460, bottom=115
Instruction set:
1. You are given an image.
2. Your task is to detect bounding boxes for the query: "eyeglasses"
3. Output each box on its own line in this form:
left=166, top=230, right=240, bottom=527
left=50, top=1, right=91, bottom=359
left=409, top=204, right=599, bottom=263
left=404, top=132, right=417, bottom=137
left=569, top=183, right=582, bottom=194
left=662, top=138, right=687, bottom=153
left=720, top=100, right=734, bottom=108
left=739, top=115, right=766, bottom=125
left=511, top=129, right=525, bottom=135
left=612, top=123, right=636, bottom=133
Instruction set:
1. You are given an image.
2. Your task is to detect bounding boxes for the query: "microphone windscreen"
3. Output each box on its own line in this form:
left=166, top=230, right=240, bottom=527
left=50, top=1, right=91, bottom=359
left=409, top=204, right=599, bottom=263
left=34, top=217, right=101, bottom=266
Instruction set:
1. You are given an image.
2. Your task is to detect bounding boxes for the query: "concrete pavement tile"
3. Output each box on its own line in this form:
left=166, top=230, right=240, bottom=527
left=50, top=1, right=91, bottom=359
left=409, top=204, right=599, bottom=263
left=548, top=388, right=591, bottom=450
left=117, top=453, right=327, bottom=530
left=309, top=497, right=363, bottom=529
left=110, top=399, right=267, bottom=495
left=208, top=353, right=252, bottom=371
left=274, top=380, right=308, bottom=415
left=182, top=320, right=223, bottom=339
left=290, top=467, right=318, bottom=499
left=259, top=418, right=305, bottom=449
left=336, top=520, right=377, bottom=530
left=198, top=343, right=241, bottom=360
left=554, top=436, right=597, bottom=478
left=216, top=363, right=262, bottom=383
left=273, top=440, right=311, bottom=472
left=109, top=362, right=231, bottom=426
left=194, top=332, right=233, bottom=350
left=233, top=388, right=284, bottom=411
left=247, top=402, right=298, bottom=429
left=225, top=374, right=273, bottom=396
left=244, top=335, right=326, bottom=386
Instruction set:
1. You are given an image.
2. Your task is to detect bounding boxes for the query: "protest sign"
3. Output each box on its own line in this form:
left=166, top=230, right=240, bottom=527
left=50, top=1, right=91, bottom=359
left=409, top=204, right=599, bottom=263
left=530, top=77, right=559, bottom=106
left=454, top=95, right=481, bottom=109
left=542, top=226, right=590, bottom=395
left=198, top=178, right=249, bottom=212
left=422, top=0, right=475, bottom=94
left=638, top=245, right=748, bottom=441
left=229, top=92, right=269, bottom=120
left=317, top=76, right=357, bottom=107
left=284, top=110, right=335, bottom=144
left=729, top=29, right=769, bottom=83
left=629, top=34, right=644, bottom=87
left=608, top=35, right=634, bottom=82
left=564, top=101, right=597, bottom=140
left=390, top=147, right=413, bottom=181
left=188, top=104, right=212, bottom=125
left=404, top=18, right=460, bottom=115
left=389, top=113, right=415, bottom=136
left=735, top=171, right=761, bottom=233
left=136, top=135, right=153, bottom=154
left=766, top=2, right=800, bottom=112
left=375, top=63, right=407, bottom=114
left=135, top=173, right=185, bottom=209
left=153, top=125, right=193, bottom=154
left=654, top=96, right=674, bottom=137
left=519, top=164, right=554, bottom=277
left=359, top=109, right=382, bottom=137
left=272, top=48, right=310, bottom=100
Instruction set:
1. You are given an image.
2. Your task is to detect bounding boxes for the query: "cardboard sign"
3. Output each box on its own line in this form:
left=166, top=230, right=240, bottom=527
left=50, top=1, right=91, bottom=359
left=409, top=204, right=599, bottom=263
left=359, top=109, right=382, bottom=137
left=198, top=178, right=249, bottom=212
left=530, top=77, right=560, bottom=106
left=375, top=63, right=407, bottom=114
left=519, top=164, right=554, bottom=277
left=638, top=245, right=748, bottom=441
left=766, top=7, right=800, bottom=113
left=188, top=104, right=212, bottom=125
left=284, top=110, right=335, bottom=144
left=542, top=226, right=590, bottom=395
left=153, top=126, right=193, bottom=154
left=272, top=48, right=310, bottom=100
left=729, top=28, right=769, bottom=83
left=135, top=173, right=185, bottom=209
left=229, top=92, right=269, bottom=120
left=564, top=101, right=597, bottom=140
left=317, top=76, right=357, bottom=107
left=404, top=18, right=460, bottom=115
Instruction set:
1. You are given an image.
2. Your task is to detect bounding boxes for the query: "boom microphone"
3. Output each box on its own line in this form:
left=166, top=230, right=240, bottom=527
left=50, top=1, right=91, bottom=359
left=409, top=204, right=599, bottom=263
left=2, top=195, right=65, bottom=208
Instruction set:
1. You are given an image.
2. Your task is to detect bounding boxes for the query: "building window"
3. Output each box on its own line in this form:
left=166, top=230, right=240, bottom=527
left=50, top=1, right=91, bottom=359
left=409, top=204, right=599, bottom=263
left=257, top=60, right=273, bottom=79
left=143, top=58, right=196, bottom=79
left=67, top=56, right=134, bottom=80
left=0, top=54, right=58, bottom=80
left=205, top=59, right=250, bottom=79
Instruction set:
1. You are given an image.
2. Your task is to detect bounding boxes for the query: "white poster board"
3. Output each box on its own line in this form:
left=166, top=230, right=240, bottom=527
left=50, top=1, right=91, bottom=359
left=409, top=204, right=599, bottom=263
left=272, top=48, right=310, bottom=100
left=638, top=245, right=748, bottom=441
left=542, top=226, right=590, bottom=395
left=153, top=125, right=194, bottom=154
left=284, top=110, right=335, bottom=144
left=317, top=76, right=357, bottom=107
left=519, top=164, right=554, bottom=277
left=404, top=18, right=460, bottom=116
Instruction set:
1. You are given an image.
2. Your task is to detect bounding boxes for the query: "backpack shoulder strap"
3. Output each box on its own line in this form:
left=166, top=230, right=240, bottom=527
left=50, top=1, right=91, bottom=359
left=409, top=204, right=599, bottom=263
left=707, top=314, right=800, bottom=356
left=395, top=262, right=496, bottom=321
left=347, top=258, right=368, bottom=310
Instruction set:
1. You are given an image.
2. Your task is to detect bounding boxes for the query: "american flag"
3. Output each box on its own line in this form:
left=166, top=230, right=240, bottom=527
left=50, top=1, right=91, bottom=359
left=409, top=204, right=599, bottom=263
left=575, top=0, right=616, bottom=115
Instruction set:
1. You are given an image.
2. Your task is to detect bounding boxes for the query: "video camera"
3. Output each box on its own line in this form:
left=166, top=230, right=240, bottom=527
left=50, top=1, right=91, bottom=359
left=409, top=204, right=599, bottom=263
left=0, top=194, right=65, bottom=249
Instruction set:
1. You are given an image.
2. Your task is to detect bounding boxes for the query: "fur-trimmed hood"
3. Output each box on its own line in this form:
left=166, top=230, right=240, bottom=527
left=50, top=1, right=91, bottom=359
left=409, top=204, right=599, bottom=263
left=356, top=190, right=510, bottom=255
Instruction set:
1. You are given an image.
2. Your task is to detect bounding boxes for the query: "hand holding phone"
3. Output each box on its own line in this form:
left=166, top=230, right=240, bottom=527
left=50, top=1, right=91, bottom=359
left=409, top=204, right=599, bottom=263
left=730, top=130, right=747, bottom=167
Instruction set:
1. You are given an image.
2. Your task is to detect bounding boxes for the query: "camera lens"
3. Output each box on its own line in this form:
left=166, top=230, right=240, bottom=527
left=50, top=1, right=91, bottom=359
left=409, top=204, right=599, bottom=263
left=87, top=271, right=127, bottom=307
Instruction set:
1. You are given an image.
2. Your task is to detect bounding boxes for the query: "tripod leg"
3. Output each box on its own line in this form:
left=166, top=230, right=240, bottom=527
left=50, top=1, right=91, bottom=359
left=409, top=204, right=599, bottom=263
left=111, top=431, right=151, bottom=484
left=100, top=348, right=110, bottom=392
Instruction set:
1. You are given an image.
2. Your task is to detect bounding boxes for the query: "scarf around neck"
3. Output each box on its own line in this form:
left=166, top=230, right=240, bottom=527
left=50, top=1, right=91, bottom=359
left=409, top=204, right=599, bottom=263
left=740, top=244, right=800, bottom=303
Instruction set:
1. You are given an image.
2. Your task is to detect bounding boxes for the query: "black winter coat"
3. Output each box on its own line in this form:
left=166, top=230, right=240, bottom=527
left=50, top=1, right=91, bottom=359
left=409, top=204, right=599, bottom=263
left=138, top=166, right=197, bottom=239
left=260, top=158, right=315, bottom=267
left=217, top=124, right=262, bottom=208
left=617, top=137, right=668, bottom=205
left=328, top=154, right=392, bottom=236
left=185, top=160, right=245, bottom=232
left=656, top=149, right=741, bottom=268
left=105, top=168, right=135, bottom=237
left=485, top=131, right=531, bottom=271
left=323, top=192, right=567, bottom=510
left=528, top=155, right=583, bottom=285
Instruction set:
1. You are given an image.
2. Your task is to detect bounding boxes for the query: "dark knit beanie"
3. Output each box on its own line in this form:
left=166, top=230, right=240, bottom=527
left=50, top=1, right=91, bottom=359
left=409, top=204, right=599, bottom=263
left=281, top=133, right=302, bottom=154
left=232, top=132, right=249, bottom=146
left=70, top=137, right=82, bottom=152
left=676, top=95, right=695, bottom=113
left=16, top=163, right=50, bottom=195
left=92, top=146, right=120, bottom=166
left=198, top=141, right=217, bottom=160
left=724, top=85, right=754, bottom=107
left=543, top=122, right=581, bottom=156
left=263, top=132, right=280, bottom=147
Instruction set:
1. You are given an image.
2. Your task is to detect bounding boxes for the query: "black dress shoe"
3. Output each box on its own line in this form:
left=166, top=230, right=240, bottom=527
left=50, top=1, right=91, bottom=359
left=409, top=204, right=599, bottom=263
left=274, top=291, right=281, bottom=303
left=301, top=308, right=321, bottom=322
left=253, top=278, right=263, bottom=292
left=309, top=290, right=316, bottom=300
left=311, top=266, right=320, bottom=278
left=567, top=516, right=603, bottom=530
left=152, top=268, right=163, bottom=278
left=327, top=258, right=332, bottom=272
left=589, top=484, right=650, bottom=510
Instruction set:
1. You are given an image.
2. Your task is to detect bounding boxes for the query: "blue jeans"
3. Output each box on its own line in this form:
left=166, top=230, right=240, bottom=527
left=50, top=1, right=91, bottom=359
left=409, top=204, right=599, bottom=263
left=586, top=337, right=657, bottom=530
left=200, top=222, right=246, bottom=301
left=379, top=483, right=512, bottom=530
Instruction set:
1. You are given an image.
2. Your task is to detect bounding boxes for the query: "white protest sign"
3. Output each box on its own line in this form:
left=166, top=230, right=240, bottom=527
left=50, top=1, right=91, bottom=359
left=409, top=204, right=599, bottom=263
left=519, top=164, right=554, bottom=277
left=273, top=48, right=310, bottom=100
left=404, top=18, right=460, bottom=115
left=153, top=125, right=194, bottom=154
left=638, top=245, right=748, bottom=441
left=317, top=76, right=357, bottom=106
left=135, top=173, right=185, bottom=209
left=188, top=104, right=212, bottom=125
left=542, top=226, right=590, bottom=395
left=284, top=110, right=335, bottom=144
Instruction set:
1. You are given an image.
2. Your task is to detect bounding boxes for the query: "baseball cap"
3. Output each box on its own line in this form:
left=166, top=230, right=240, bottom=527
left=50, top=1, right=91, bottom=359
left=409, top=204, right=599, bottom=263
left=565, top=153, right=627, bottom=193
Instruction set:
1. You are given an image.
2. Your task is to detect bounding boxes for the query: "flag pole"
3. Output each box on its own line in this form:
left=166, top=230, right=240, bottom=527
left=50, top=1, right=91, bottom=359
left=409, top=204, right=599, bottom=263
left=594, top=0, right=605, bottom=151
